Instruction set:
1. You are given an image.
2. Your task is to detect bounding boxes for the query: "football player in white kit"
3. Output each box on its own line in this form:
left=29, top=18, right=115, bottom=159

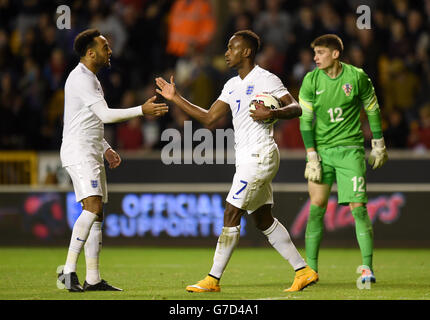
left=58, top=29, right=168, bottom=292
left=156, top=30, right=318, bottom=292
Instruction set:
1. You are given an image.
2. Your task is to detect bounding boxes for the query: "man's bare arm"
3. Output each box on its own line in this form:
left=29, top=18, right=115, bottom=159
left=156, top=76, right=230, bottom=127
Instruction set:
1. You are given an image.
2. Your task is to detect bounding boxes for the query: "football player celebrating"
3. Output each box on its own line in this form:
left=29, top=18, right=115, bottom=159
left=58, top=29, right=168, bottom=292
left=298, top=34, right=388, bottom=283
left=156, top=30, right=318, bottom=293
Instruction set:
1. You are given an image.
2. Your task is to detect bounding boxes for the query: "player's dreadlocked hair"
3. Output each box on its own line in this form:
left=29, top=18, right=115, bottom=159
left=74, top=29, right=101, bottom=57
left=234, top=30, right=261, bottom=59
left=311, top=34, right=344, bottom=56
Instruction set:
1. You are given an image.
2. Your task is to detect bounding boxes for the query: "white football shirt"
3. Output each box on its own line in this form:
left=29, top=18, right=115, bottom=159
left=217, top=65, right=289, bottom=161
left=60, top=63, right=106, bottom=166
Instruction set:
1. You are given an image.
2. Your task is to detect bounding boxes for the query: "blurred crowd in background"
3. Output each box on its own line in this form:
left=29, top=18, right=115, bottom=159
left=0, top=0, right=429, bottom=153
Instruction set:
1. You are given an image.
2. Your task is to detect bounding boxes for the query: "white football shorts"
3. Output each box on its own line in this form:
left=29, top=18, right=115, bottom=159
left=65, top=161, right=108, bottom=203
left=226, top=148, right=280, bottom=214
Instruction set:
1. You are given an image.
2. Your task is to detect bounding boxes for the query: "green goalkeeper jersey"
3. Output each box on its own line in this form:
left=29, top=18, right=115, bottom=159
left=299, top=62, right=382, bottom=150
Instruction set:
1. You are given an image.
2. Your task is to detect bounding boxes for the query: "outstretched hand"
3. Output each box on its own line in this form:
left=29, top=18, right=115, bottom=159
left=155, top=75, right=176, bottom=101
left=141, top=96, right=169, bottom=117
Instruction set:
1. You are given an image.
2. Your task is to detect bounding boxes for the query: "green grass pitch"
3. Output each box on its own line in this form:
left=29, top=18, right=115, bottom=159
left=0, top=247, right=429, bottom=300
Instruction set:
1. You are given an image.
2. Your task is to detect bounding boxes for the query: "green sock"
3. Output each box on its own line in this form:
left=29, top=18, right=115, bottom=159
left=305, top=204, right=326, bottom=272
left=351, top=206, right=374, bottom=270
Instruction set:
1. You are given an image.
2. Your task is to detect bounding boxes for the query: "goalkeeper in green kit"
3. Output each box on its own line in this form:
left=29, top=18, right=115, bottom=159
left=299, top=34, right=388, bottom=284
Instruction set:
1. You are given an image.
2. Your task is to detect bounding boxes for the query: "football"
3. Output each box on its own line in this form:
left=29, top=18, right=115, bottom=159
left=249, top=92, right=281, bottom=125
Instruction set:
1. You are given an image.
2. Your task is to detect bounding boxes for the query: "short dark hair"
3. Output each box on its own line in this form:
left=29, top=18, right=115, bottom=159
left=73, top=29, right=101, bottom=57
left=233, top=30, right=261, bottom=59
left=311, top=34, right=344, bottom=56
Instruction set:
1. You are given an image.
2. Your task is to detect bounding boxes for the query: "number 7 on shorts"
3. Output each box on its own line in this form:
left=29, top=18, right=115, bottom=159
left=232, top=180, right=248, bottom=199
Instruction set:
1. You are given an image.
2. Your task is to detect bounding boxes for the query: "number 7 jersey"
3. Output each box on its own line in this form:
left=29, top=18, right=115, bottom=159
left=299, top=62, right=379, bottom=150
left=217, top=65, right=289, bottom=161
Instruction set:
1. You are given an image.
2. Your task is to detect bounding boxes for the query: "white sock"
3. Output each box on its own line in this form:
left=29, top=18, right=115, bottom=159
left=84, top=221, right=102, bottom=285
left=64, top=210, right=98, bottom=274
left=209, top=226, right=240, bottom=279
left=262, top=218, right=307, bottom=271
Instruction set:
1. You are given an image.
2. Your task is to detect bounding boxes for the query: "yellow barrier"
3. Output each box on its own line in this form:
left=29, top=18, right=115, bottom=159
left=0, top=151, right=38, bottom=185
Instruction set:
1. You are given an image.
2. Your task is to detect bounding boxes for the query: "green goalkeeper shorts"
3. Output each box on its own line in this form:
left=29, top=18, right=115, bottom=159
left=318, top=146, right=368, bottom=205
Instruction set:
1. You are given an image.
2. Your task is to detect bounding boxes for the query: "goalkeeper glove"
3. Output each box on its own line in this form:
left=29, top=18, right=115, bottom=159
left=304, top=151, right=322, bottom=183
left=368, top=137, right=388, bottom=169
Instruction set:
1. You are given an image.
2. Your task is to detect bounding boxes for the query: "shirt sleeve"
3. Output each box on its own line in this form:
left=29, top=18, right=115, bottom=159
left=75, top=74, right=105, bottom=107
left=217, top=79, right=233, bottom=104
left=90, top=100, right=143, bottom=123
left=266, top=74, right=289, bottom=99
left=358, top=69, right=383, bottom=139
left=358, top=69, right=377, bottom=109
left=298, top=72, right=315, bottom=107
left=298, top=73, right=315, bottom=149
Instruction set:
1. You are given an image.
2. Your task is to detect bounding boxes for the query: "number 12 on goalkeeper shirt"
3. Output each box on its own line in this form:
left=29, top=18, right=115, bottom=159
left=327, top=107, right=344, bottom=122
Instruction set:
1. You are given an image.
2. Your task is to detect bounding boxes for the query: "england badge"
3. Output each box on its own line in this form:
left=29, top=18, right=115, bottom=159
left=246, top=85, right=254, bottom=95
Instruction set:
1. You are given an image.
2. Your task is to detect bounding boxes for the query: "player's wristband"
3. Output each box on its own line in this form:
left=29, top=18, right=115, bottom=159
left=367, top=112, right=383, bottom=139
left=372, top=131, right=383, bottom=139
left=300, top=130, right=315, bottom=149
